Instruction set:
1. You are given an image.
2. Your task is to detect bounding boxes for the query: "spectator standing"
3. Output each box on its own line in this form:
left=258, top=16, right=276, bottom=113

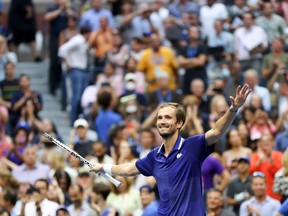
left=234, top=12, right=268, bottom=80
left=240, top=173, right=281, bottom=216
left=138, top=33, right=178, bottom=92
left=177, top=27, right=207, bottom=94
left=168, top=0, right=199, bottom=20
left=58, top=27, right=91, bottom=125
left=8, top=0, right=42, bottom=61
left=79, top=0, right=115, bottom=31
left=88, top=16, right=114, bottom=77
left=44, top=0, right=75, bottom=96
left=199, top=0, right=228, bottom=39
left=256, top=2, right=286, bottom=45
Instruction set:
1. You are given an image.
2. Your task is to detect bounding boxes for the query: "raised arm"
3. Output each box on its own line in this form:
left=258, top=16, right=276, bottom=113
left=205, top=84, right=251, bottom=146
left=90, top=161, right=140, bottom=177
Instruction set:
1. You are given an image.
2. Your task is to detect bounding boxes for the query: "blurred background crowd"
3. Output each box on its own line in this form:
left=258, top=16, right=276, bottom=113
left=0, top=0, right=288, bottom=215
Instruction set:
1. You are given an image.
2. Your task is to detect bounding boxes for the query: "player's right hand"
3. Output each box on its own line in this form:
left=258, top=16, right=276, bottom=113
left=90, top=163, right=104, bottom=173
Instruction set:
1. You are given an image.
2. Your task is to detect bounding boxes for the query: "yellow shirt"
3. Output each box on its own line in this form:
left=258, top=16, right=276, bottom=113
left=137, top=47, right=178, bottom=92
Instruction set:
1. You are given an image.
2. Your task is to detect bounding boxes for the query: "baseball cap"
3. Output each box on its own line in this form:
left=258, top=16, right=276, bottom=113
left=73, top=118, right=89, bottom=129
left=124, top=73, right=136, bottom=82
left=16, top=121, right=30, bottom=132
left=238, top=157, right=250, bottom=164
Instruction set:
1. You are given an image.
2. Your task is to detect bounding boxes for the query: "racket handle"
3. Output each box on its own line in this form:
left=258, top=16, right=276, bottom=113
left=99, top=171, right=121, bottom=187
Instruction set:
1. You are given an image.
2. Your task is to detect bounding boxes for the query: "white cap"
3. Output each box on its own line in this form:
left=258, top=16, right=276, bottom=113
left=73, top=118, right=89, bottom=129
left=124, top=73, right=136, bottom=82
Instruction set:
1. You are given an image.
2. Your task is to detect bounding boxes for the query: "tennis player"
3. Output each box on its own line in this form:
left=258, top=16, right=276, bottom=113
left=91, top=84, right=251, bottom=215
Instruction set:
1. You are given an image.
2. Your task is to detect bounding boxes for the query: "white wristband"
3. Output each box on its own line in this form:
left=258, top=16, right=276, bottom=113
left=103, top=164, right=113, bottom=175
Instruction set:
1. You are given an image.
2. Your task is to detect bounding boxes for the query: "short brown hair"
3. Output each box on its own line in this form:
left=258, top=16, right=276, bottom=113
left=158, top=103, right=186, bottom=127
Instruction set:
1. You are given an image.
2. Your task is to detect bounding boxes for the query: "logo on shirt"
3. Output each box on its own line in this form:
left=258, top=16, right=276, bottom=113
left=177, top=153, right=182, bottom=159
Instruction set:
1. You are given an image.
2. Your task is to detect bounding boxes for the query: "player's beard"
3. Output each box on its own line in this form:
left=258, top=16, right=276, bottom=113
left=159, top=127, right=177, bottom=139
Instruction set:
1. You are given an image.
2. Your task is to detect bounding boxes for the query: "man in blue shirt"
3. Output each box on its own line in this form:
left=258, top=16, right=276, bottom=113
left=91, top=84, right=251, bottom=215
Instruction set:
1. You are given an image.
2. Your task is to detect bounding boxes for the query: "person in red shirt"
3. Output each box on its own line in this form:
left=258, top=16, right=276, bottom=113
left=250, top=133, right=283, bottom=200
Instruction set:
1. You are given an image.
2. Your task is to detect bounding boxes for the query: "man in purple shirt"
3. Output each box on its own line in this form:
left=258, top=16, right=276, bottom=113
left=91, top=84, right=251, bottom=215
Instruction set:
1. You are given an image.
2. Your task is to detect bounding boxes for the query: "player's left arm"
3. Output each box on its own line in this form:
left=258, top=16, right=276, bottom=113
left=205, top=84, right=251, bottom=146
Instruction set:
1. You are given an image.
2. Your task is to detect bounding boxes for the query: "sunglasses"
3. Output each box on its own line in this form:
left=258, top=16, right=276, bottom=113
left=252, top=172, right=265, bottom=177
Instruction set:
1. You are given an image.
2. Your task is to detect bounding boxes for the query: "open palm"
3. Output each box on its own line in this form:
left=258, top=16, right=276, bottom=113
left=230, top=84, right=252, bottom=110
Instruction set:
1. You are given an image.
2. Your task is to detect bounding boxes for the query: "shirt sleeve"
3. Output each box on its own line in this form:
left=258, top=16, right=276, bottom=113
left=135, top=149, right=155, bottom=176
left=279, top=198, right=288, bottom=215
left=212, top=156, right=225, bottom=175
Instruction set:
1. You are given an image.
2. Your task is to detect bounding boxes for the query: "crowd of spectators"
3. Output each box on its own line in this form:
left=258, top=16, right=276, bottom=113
left=0, top=0, right=288, bottom=215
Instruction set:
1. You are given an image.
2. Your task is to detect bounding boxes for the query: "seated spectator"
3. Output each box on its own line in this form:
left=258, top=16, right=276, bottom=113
left=0, top=61, right=19, bottom=110
left=129, top=38, right=144, bottom=62
left=56, top=206, right=70, bottom=216
left=10, top=74, right=42, bottom=129
left=0, top=190, right=18, bottom=215
left=146, top=71, right=182, bottom=112
left=250, top=134, right=283, bottom=200
left=47, top=179, right=65, bottom=205
left=107, top=31, right=129, bottom=77
left=134, top=184, right=159, bottom=216
left=122, top=60, right=146, bottom=96
left=223, top=129, right=252, bottom=178
left=0, top=169, right=19, bottom=192
left=274, top=150, right=288, bottom=203
left=262, top=37, right=288, bottom=86
left=97, top=62, right=124, bottom=97
left=5, top=121, right=30, bottom=165
left=181, top=95, right=205, bottom=137
left=206, top=188, right=236, bottom=216
left=94, top=90, right=122, bottom=145
left=202, top=155, right=230, bottom=194
left=76, top=172, right=94, bottom=202
left=67, top=184, right=97, bottom=216
left=227, top=157, right=253, bottom=215
left=90, top=183, right=114, bottom=215
left=0, top=105, right=11, bottom=156
left=23, top=179, right=59, bottom=216
left=107, top=176, right=141, bottom=215
left=249, top=109, right=277, bottom=140
left=13, top=181, right=31, bottom=215
left=47, top=152, right=78, bottom=184
left=237, top=121, right=252, bottom=149
left=54, top=170, right=72, bottom=206
left=275, top=110, right=288, bottom=152
left=0, top=35, right=17, bottom=82
left=244, top=69, right=271, bottom=112
left=71, top=118, right=94, bottom=159
left=240, top=173, right=281, bottom=216
left=12, top=146, right=50, bottom=184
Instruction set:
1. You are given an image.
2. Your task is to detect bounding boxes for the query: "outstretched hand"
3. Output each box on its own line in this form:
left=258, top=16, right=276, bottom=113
left=230, top=84, right=252, bottom=111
